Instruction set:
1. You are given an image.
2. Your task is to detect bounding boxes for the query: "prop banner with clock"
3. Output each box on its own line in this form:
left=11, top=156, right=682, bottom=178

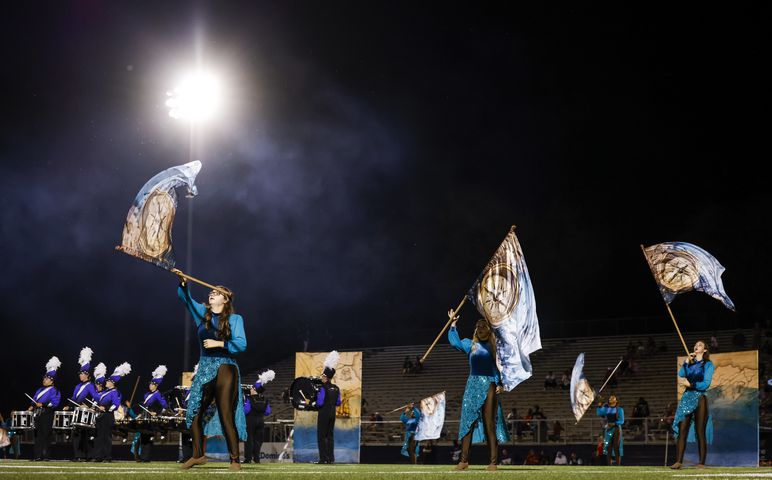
left=467, top=226, right=542, bottom=392
left=116, top=160, right=201, bottom=270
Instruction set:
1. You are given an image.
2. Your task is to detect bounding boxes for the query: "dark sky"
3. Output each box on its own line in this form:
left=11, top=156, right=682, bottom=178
left=1, top=3, right=770, bottom=413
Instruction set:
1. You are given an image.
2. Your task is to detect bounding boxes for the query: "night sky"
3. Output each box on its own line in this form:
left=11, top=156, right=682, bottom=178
left=1, top=3, right=770, bottom=414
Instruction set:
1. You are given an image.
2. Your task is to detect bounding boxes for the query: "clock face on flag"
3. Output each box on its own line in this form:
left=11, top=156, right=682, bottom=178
left=658, top=252, right=699, bottom=293
left=477, top=263, right=519, bottom=326
left=139, top=190, right=175, bottom=258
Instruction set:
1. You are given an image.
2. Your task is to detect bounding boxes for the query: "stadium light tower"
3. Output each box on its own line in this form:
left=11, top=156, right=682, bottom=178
left=166, top=70, right=226, bottom=373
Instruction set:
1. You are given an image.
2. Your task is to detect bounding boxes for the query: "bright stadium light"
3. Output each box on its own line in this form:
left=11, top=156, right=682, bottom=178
left=165, top=71, right=224, bottom=122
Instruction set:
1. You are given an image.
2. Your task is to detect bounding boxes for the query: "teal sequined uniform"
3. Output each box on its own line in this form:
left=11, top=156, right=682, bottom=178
left=596, top=405, right=624, bottom=457
left=179, top=286, right=248, bottom=441
left=673, top=359, right=714, bottom=444
left=449, top=326, right=509, bottom=444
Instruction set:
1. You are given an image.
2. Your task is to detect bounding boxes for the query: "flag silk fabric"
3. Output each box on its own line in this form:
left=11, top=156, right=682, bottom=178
left=643, top=242, right=735, bottom=311
left=415, top=392, right=446, bottom=441
left=468, top=226, right=542, bottom=391
left=118, top=160, right=202, bottom=270
left=570, top=353, right=595, bottom=423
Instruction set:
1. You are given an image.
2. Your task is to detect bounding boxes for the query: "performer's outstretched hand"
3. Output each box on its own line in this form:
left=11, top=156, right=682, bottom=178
left=496, top=385, right=504, bottom=395
left=448, top=309, right=459, bottom=327
left=171, top=268, right=186, bottom=286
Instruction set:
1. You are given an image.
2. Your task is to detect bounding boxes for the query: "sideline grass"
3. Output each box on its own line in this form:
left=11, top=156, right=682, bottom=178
left=0, top=461, right=769, bottom=479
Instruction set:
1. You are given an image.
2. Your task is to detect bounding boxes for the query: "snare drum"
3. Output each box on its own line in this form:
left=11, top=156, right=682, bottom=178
left=72, top=406, right=96, bottom=428
left=53, top=411, right=75, bottom=430
left=11, top=410, right=34, bottom=430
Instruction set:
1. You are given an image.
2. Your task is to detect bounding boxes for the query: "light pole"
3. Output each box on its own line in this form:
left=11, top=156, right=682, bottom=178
left=165, top=71, right=224, bottom=373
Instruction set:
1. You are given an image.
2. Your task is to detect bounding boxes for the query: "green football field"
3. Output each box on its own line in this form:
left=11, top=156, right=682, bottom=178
left=0, top=461, right=769, bottom=479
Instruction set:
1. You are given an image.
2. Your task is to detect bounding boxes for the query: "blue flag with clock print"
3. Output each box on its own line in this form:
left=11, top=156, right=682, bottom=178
left=116, top=160, right=202, bottom=270
left=467, top=226, right=541, bottom=391
left=643, top=242, right=735, bottom=311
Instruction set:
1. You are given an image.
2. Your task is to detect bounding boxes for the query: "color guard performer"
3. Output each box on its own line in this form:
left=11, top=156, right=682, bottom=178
left=596, top=395, right=624, bottom=466
left=448, top=314, right=509, bottom=471
left=137, top=365, right=169, bottom=462
left=400, top=404, right=421, bottom=464
left=30, top=356, right=62, bottom=461
left=63, top=347, right=97, bottom=461
left=93, top=362, right=130, bottom=462
left=244, top=370, right=274, bottom=463
left=175, top=275, right=248, bottom=471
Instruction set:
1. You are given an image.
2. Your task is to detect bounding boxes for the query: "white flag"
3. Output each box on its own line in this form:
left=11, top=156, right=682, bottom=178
left=415, top=392, right=446, bottom=441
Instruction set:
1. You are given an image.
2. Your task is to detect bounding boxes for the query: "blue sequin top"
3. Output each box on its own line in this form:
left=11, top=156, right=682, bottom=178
left=678, top=359, right=714, bottom=392
left=448, top=326, right=500, bottom=380
left=178, top=286, right=247, bottom=358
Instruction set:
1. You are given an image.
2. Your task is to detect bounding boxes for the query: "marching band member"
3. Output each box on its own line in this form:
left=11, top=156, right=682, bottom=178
left=400, top=403, right=421, bottom=464
left=64, top=347, right=97, bottom=461
left=177, top=363, right=197, bottom=462
left=138, top=365, right=170, bottom=462
left=448, top=313, right=509, bottom=471
left=310, top=351, right=341, bottom=464
left=30, top=356, right=62, bottom=461
left=175, top=274, right=248, bottom=471
left=244, top=370, right=274, bottom=464
left=596, top=395, right=624, bottom=465
left=93, top=362, right=130, bottom=463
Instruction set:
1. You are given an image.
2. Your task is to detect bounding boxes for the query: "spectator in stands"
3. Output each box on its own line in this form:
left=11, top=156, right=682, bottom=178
left=367, top=413, right=377, bottom=431
left=554, top=451, right=568, bottom=465
left=523, top=408, right=534, bottom=434
left=402, top=356, right=413, bottom=375
left=544, top=371, right=557, bottom=390
left=626, top=340, right=636, bottom=359
left=550, top=420, right=563, bottom=442
left=560, top=371, right=570, bottom=390
left=660, top=402, right=675, bottom=430
left=447, top=313, right=509, bottom=471
left=632, top=397, right=650, bottom=428
left=500, top=448, right=512, bottom=465
left=374, top=412, right=383, bottom=431
left=568, top=451, right=583, bottom=465
left=413, top=355, right=423, bottom=373
left=282, top=388, right=290, bottom=404
left=361, top=396, right=368, bottom=414
left=506, top=408, right=518, bottom=435
left=592, top=434, right=604, bottom=465
left=636, top=340, right=645, bottom=357
left=646, top=336, right=657, bottom=356
left=627, top=357, right=639, bottom=376
left=450, top=440, right=461, bottom=464
left=733, top=329, right=747, bottom=348
left=538, top=449, right=550, bottom=465
left=710, top=334, right=720, bottom=353
left=524, top=448, right=540, bottom=465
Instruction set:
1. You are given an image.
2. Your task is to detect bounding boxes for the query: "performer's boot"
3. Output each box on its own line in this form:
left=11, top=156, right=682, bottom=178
left=455, top=461, right=468, bottom=471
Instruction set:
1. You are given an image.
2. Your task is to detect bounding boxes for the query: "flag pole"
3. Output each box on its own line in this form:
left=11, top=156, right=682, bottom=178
left=170, top=268, right=230, bottom=297
left=640, top=245, right=691, bottom=357
left=420, top=296, right=467, bottom=365
left=596, top=358, right=624, bottom=394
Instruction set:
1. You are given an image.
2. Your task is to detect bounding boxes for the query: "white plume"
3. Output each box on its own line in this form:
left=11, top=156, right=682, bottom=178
left=192, top=363, right=199, bottom=377
left=324, top=350, right=339, bottom=370
left=258, top=370, right=276, bottom=385
left=94, top=362, right=107, bottom=379
left=151, top=365, right=168, bottom=379
left=46, top=356, right=62, bottom=372
left=78, top=347, right=93, bottom=367
left=112, top=362, right=132, bottom=377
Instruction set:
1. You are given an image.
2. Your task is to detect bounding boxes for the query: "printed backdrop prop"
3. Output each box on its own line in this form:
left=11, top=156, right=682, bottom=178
left=293, top=351, right=362, bottom=463
left=676, top=350, right=758, bottom=466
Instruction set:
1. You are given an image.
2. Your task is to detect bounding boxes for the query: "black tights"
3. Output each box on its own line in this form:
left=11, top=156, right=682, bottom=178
left=460, top=383, right=498, bottom=465
left=191, top=364, right=240, bottom=463
left=676, top=395, right=708, bottom=465
left=606, top=426, right=621, bottom=465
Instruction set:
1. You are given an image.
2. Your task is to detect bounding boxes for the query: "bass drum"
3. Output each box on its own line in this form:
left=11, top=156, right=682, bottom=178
left=289, top=376, right=324, bottom=411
